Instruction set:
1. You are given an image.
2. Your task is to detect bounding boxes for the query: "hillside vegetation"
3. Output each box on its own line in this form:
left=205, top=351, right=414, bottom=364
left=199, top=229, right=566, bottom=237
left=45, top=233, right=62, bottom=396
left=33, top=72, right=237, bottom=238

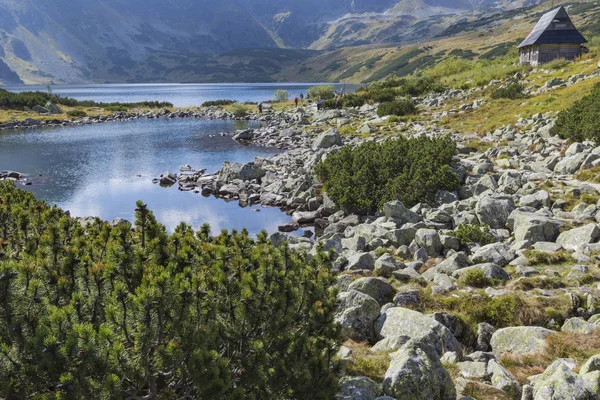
left=0, top=182, right=340, bottom=398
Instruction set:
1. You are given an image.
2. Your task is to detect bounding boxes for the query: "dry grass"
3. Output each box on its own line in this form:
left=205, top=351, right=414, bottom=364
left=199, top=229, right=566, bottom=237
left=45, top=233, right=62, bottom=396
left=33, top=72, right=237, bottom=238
left=576, top=166, right=600, bottom=184
left=500, top=330, right=600, bottom=383
left=523, top=250, right=575, bottom=266
left=462, top=381, right=514, bottom=400
left=343, top=340, right=391, bottom=382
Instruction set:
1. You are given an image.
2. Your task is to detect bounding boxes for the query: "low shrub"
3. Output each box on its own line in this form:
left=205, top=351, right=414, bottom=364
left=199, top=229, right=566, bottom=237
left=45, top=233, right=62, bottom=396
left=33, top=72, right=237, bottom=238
left=315, top=135, right=458, bottom=214
left=491, top=83, right=526, bottom=99
left=369, top=88, right=396, bottom=103
left=273, top=90, right=289, bottom=103
left=553, top=83, right=600, bottom=143
left=104, top=105, right=128, bottom=112
left=66, top=110, right=87, bottom=118
left=546, top=58, right=570, bottom=70
left=459, top=269, right=488, bottom=288
left=450, top=223, right=494, bottom=246
left=377, top=100, right=417, bottom=117
left=231, top=103, right=249, bottom=117
left=202, top=99, right=235, bottom=107
left=308, top=85, right=336, bottom=100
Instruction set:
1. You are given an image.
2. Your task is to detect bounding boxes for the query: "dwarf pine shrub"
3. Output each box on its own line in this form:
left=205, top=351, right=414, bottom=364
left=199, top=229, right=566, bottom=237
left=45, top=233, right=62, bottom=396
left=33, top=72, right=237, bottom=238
left=552, top=83, right=600, bottom=143
left=0, top=182, right=340, bottom=399
left=315, top=135, right=458, bottom=214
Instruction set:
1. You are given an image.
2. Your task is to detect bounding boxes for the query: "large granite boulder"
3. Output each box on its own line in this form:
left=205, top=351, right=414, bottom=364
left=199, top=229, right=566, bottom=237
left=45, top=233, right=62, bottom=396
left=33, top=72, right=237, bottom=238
left=219, top=162, right=265, bottom=181
left=487, top=359, right=521, bottom=398
left=374, top=307, right=461, bottom=355
left=415, top=229, right=443, bottom=257
left=561, top=317, right=597, bottom=334
left=382, top=201, right=420, bottom=224
left=312, top=128, right=342, bottom=150
left=349, top=277, right=394, bottom=304
left=491, top=326, right=554, bottom=356
left=383, top=339, right=456, bottom=400
left=335, top=290, right=380, bottom=342
left=337, top=376, right=383, bottom=400
left=557, top=224, right=600, bottom=251
left=475, top=196, right=515, bottom=229
left=470, top=242, right=515, bottom=267
left=508, top=211, right=563, bottom=243
left=533, top=359, right=593, bottom=400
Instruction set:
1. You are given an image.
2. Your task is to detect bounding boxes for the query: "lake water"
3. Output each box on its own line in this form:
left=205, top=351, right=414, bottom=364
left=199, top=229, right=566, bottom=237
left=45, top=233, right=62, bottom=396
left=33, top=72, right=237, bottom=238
left=4, top=82, right=361, bottom=108
left=0, top=118, right=297, bottom=234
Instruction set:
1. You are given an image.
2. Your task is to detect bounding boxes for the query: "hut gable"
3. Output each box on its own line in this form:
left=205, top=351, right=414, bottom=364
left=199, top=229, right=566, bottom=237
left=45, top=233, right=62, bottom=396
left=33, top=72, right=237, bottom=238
left=518, top=6, right=587, bottom=49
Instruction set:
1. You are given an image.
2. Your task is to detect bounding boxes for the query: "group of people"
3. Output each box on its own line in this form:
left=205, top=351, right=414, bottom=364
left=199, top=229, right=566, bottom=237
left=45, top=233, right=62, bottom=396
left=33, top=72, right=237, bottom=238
left=256, top=88, right=348, bottom=114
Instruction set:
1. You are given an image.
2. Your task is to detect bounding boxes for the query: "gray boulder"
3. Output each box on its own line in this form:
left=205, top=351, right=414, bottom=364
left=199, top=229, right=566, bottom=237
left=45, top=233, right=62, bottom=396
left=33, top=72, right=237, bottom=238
left=581, top=355, right=600, bottom=376
left=487, top=359, right=521, bottom=398
left=374, top=254, right=400, bottom=277
left=374, top=307, right=461, bottom=355
left=335, top=290, right=380, bottom=342
left=470, top=242, right=515, bottom=267
left=491, top=326, right=554, bottom=356
left=561, top=317, right=597, bottom=334
left=554, top=153, right=587, bottom=175
left=349, top=277, right=394, bottom=304
left=415, top=229, right=443, bottom=257
left=533, top=359, right=593, bottom=400
left=159, top=172, right=177, bottom=186
left=383, top=201, right=420, bottom=224
left=219, top=162, right=265, bottom=181
left=476, top=196, right=515, bottom=229
left=313, top=128, right=342, bottom=150
left=383, top=339, right=456, bottom=400
left=508, top=211, right=563, bottom=243
left=346, top=252, right=375, bottom=271
left=337, top=376, right=383, bottom=400
left=557, top=224, right=600, bottom=251
left=44, top=101, right=62, bottom=114
left=520, top=190, right=552, bottom=209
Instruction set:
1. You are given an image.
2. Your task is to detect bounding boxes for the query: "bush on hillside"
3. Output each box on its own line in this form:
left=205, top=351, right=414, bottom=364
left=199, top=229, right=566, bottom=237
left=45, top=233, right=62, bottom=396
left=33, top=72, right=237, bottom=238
left=66, top=110, right=88, bottom=118
left=0, top=182, right=340, bottom=398
left=231, top=103, right=249, bottom=117
left=273, top=89, right=289, bottom=102
left=552, top=83, right=600, bottom=143
left=450, top=223, right=494, bottom=246
left=0, top=89, right=172, bottom=111
left=202, top=99, right=235, bottom=107
left=377, top=100, right=417, bottom=117
left=491, top=83, right=526, bottom=99
left=315, top=136, right=459, bottom=214
left=369, top=88, right=396, bottom=103
left=308, top=85, right=336, bottom=100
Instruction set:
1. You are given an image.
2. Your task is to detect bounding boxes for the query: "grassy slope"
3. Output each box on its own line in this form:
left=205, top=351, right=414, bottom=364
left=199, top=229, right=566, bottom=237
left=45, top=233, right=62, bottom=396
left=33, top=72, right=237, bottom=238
left=278, top=0, right=599, bottom=83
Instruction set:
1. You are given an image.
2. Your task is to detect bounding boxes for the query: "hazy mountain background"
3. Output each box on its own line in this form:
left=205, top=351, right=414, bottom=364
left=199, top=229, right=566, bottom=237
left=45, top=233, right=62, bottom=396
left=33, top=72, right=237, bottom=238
left=0, top=0, right=581, bottom=84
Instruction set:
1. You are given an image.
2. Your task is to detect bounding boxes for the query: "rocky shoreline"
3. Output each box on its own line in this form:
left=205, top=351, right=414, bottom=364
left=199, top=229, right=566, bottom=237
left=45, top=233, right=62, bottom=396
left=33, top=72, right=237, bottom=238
left=0, top=107, right=263, bottom=132
left=155, top=67, right=600, bottom=399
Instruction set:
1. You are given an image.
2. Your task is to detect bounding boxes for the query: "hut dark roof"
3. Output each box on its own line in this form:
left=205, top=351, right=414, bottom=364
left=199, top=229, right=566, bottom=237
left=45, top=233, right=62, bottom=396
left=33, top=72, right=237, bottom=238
left=518, top=6, right=587, bottom=48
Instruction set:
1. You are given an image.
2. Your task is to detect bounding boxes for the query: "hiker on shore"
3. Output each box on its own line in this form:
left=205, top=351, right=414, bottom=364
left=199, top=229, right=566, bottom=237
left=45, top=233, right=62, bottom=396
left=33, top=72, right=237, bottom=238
left=335, top=97, right=341, bottom=109
left=294, top=96, right=299, bottom=107
left=258, top=103, right=263, bottom=113
left=317, top=98, right=323, bottom=111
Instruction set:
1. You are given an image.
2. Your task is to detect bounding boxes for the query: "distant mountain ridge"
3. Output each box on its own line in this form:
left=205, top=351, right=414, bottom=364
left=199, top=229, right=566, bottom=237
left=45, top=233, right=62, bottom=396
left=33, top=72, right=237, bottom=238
left=0, top=0, right=546, bottom=84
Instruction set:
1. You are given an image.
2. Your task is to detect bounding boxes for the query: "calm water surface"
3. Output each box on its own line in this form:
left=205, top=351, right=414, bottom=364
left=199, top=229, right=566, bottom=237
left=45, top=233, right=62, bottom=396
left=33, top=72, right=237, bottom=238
left=4, top=83, right=361, bottom=107
left=0, top=118, right=296, bottom=234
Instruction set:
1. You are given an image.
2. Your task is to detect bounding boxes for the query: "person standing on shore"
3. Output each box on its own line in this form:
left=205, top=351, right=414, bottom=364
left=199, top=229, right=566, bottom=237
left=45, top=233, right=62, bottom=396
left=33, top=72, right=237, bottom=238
left=294, top=96, right=299, bottom=108
left=258, top=103, right=263, bottom=113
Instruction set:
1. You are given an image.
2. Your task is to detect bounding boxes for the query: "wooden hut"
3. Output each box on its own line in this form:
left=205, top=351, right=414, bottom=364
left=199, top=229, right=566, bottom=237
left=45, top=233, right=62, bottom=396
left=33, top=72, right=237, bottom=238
left=518, top=6, right=587, bottom=66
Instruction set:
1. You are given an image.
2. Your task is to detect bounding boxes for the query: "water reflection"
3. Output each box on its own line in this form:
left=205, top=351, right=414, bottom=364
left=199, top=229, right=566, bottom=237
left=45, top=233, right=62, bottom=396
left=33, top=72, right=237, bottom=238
left=0, top=118, right=293, bottom=234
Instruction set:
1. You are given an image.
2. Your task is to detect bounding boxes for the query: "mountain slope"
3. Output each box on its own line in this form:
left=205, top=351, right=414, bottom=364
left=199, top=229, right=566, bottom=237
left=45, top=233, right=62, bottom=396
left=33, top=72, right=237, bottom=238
left=0, top=0, right=568, bottom=84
